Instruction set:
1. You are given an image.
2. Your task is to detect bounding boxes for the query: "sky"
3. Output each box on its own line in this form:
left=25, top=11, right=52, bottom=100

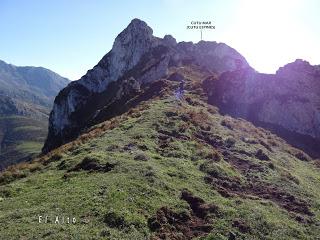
left=0, top=0, right=319, bottom=80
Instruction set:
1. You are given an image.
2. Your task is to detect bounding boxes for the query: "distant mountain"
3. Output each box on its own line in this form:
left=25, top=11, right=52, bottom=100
left=1, top=19, right=320, bottom=239
left=0, top=59, right=70, bottom=169
left=0, top=59, right=69, bottom=107
left=0, top=95, right=49, bottom=119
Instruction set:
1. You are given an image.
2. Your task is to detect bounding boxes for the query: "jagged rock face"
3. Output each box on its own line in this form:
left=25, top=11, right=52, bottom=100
left=205, top=59, right=320, bottom=157
left=43, top=19, right=250, bottom=153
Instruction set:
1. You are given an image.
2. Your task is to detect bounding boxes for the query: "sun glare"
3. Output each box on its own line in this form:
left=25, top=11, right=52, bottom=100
left=224, top=0, right=315, bottom=73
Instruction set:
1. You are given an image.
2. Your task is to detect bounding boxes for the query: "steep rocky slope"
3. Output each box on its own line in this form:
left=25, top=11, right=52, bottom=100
left=43, top=19, right=248, bottom=152
left=205, top=59, right=320, bottom=157
left=1, top=18, right=319, bottom=239
left=0, top=66, right=319, bottom=239
left=43, top=19, right=320, bottom=162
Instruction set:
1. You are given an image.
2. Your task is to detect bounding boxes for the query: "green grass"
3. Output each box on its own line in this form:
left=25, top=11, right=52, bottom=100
left=0, top=115, right=47, bottom=169
left=15, top=141, right=44, bottom=155
left=13, top=126, right=43, bottom=132
left=0, top=68, right=319, bottom=239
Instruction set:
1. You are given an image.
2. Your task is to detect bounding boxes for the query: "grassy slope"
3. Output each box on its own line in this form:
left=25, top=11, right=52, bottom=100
left=0, top=67, right=319, bottom=239
left=0, top=115, right=47, bottom=169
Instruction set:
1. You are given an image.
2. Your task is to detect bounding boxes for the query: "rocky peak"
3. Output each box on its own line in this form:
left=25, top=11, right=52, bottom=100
left=205, top=60, right=320, bottom=157
left=43, top=19, right=252, bottom=153
left=163, top=35, right=177, bottom=47
left=78, top=19, right=158, bottom=93
left=110, top=18, right=157, bottom=73
left=114, top=18, right=154, bottom=46
left=276, top=59, right=318, bottom=77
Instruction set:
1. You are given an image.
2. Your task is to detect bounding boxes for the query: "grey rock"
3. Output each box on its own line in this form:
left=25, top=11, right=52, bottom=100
left=43, top=19, right=252, bottom=152
left=206, top=59, right=320, bottom=157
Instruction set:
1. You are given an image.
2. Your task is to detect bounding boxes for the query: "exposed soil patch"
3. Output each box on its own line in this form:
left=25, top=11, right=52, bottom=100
left=204, top=175, right=244, bottom=198
left=181, top=190, right=219, bottom=219
left=255, top=149, right=270, bottom=161
left=157, top=129, right=190, bottom=140
left=193, top=115, right=314, bottom=217
left=148, top=191, right=216, bottom=240
left=204, top=175, right=313, bottom=216
left=69, top=157, right=115, bottom=172
left=156, top=128, right=190, bottom=157
left=227, top=156, right=266, bottom=175
left=194, top=130, right=224, bottom=148
left=134, top=153, right=149, bottom=161
left=248, top=182, right=313, bottom=216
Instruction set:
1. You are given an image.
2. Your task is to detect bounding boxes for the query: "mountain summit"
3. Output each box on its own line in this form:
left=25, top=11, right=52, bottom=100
left=44, top=19, right=320, bottom=158
left=1, top=19, right=320, bottom=239
left=0, top=60, right=69, bottom=107
left=43, top=18, right=249, bottom=152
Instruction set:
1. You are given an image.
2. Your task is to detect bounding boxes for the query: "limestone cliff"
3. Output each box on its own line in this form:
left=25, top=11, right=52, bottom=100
left=204, top=59, right=320, bottom=156
left=43, top=19, right=247, bottom=152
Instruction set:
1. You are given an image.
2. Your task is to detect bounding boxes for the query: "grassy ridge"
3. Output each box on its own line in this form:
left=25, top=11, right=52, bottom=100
left=0, top=67, right=319, bottom=239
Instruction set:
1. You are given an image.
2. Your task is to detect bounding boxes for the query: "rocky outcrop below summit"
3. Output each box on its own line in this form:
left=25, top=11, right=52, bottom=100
left=43, top=18, right=248, bottom=152
left=204, top=59, right=320, bottom=157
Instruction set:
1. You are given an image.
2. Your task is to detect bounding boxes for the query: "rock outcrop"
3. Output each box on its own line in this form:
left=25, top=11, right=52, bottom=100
left=205, top=59, right=320, bottom=157
left=43, top=18, right=247, bottom=152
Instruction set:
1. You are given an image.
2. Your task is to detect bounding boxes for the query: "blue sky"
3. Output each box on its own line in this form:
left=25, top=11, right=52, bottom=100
left=0, top=0, right=319, bottom=80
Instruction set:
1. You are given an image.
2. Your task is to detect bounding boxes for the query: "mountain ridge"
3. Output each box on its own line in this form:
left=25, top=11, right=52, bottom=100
left=0, top=19, right=320, bottom=239
left=0, top=59, right=70, bottom=108
left=43, top=18, right=249, bottom=153
left=206, top=58, right=320, bottom=157
left=43, top=19, right=320, bottom=160
left=0, top=59, right=70, bottom=169
left=0, top=64, right=320, bottom=239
